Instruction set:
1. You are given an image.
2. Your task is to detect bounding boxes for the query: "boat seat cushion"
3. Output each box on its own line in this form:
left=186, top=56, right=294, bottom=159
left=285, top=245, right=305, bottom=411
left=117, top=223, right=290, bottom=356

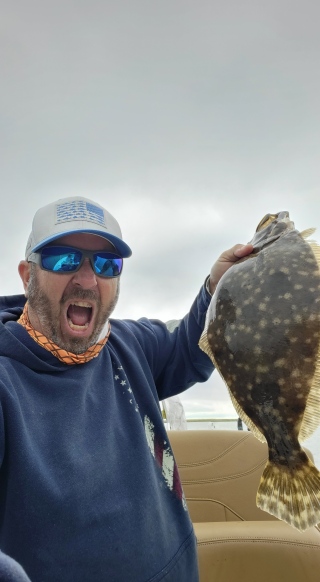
left=194, top=521, right=320, bottom=582
left=170, top=430, right=320, bottom=582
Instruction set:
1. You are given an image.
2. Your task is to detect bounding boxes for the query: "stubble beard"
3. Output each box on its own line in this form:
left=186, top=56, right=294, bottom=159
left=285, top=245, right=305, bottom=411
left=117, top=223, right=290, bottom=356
left=27, top=265, right=119, bottom=354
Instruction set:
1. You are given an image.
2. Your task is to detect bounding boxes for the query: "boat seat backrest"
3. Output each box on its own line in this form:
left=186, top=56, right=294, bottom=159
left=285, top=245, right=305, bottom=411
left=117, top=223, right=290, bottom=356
left=169, top=429, right=320, bottom=582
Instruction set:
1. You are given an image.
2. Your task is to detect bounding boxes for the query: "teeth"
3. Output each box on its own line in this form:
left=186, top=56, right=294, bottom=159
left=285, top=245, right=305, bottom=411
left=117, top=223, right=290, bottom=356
left=70, top=302, right=92, bottom=308
left=68, top=319, right=89, bottom=330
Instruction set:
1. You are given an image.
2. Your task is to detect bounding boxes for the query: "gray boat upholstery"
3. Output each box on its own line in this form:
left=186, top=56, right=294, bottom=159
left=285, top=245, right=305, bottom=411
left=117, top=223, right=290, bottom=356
left=169, top=430, right=320, bottom=582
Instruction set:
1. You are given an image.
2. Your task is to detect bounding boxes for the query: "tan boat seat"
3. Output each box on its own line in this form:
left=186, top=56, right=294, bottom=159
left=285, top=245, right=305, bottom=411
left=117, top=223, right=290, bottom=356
left=170, top=430, right=320, bottom=582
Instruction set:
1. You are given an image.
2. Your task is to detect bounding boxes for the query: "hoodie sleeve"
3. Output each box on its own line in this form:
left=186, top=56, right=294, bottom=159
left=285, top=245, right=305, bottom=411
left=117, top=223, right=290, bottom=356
left=134, top=283, right=214, bottom=400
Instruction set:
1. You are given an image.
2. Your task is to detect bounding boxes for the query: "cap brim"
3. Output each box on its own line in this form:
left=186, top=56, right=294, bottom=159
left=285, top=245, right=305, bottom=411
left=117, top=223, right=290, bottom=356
left=31, top=229, right=132, bottom=258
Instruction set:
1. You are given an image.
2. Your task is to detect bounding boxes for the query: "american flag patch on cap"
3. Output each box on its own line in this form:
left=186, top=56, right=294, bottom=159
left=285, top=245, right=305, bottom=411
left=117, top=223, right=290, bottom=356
left=56, top=200, right=105, bottom=226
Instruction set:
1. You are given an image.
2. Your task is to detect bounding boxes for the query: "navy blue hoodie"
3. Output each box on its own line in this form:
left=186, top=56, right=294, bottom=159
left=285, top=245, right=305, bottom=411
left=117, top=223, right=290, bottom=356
left=0, top=287, right=213, bottom=582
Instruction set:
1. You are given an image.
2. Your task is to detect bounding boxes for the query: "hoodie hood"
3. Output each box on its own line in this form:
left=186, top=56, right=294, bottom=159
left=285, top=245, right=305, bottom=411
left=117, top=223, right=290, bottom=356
left=0, top=294, right=69, bottom=372
left=0, top=295, right=26, bottom=324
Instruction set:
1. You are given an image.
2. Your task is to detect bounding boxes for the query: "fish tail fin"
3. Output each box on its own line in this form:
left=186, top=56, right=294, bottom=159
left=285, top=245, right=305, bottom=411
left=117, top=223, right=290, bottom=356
left=257, top=456, right=320, bottom=531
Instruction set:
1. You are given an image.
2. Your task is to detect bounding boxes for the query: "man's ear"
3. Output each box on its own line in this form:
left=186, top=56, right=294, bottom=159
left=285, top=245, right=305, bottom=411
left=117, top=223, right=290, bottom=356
left=18, top=261, right=31, bottom=296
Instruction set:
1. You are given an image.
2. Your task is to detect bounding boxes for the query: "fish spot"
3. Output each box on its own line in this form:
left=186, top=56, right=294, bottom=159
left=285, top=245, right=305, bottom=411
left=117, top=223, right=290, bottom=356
left=236, top=308, right=242, bottom=316
left=258, top=319, right=268, bottom=329
left=309, top=313, right=318, bottom=321
left=272, top=410, right=281, bottom=420
left=273, top=318, right=281, bottom=325
left=284, top=293, right=292, bottom=299
left=259, top=303, right=267, bottom=311
left=254, top=288, right=262, bottom=294
left=275, top=358, right=286, bottom=368
left=254, top=333, right=261, bottom=340
left=256, top=365, right=269, bottom=373
left=294, top=284, right=303, bottom=290
left=291, top=369, right=300, bottom=378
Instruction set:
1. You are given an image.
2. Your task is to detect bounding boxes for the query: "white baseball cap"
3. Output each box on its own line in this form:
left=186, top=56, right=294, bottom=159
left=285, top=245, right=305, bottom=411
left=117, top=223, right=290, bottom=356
left=25, top=196, right=132, bottom=259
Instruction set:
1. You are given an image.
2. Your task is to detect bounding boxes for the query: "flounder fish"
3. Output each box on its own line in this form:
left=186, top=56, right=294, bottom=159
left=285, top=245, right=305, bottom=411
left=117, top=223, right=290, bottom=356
left=199, top=211, right=320, bottom=531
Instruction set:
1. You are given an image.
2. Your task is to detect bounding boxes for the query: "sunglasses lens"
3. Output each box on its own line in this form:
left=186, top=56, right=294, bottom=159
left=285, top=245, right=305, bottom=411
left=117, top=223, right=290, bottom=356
left=41, top=248, right=81, bottom=272
left=94, top=254, right=123, bottom=277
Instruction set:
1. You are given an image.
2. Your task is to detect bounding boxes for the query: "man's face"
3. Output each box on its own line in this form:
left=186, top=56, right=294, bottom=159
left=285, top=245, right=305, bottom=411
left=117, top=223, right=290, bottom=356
left=19, top=233, right=120, bottom=354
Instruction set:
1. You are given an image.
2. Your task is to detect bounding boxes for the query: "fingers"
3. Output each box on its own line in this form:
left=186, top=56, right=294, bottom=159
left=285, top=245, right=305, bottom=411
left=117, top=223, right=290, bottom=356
left=208, top=243, right=254, bottom=295
left=233, top=243, right=254, bottom=258
left=217, top=243, right=254, bottom=264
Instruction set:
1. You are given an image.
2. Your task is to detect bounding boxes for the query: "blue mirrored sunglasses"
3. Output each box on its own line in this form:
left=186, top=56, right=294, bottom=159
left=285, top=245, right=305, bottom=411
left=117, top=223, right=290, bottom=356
left=29, top=246, right=123, bottom=278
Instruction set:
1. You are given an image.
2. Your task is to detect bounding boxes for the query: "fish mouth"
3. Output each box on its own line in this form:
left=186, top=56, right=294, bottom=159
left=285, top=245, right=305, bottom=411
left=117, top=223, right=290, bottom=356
left=65, top=301, right=94, bottom=333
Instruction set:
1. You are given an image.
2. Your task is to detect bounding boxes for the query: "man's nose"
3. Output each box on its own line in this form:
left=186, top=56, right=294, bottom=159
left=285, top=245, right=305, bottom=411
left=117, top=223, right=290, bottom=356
left=71, top=258, right=97, bottom=288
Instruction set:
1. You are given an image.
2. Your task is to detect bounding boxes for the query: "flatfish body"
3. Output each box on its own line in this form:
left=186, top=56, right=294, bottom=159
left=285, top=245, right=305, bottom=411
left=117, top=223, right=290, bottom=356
left=199, top=212, right=320, bottom=531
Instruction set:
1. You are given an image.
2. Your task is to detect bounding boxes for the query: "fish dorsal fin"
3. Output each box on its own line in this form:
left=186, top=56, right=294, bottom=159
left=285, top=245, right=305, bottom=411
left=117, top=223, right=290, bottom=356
left=226, top=386, right=266, bottom=443
left=199, top=325, right=266, bottom=443
left=300, top=227, right=316, bottom=239
left=299, top=238, right=320, bottom=441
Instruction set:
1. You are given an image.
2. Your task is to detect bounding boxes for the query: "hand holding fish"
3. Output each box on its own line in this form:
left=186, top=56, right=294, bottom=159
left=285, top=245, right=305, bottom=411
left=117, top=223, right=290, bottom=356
left=208, top=243, right=253, bottom=294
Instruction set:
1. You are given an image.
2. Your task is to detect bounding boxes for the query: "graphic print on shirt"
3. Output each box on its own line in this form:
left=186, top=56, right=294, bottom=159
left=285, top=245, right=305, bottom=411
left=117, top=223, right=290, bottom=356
left=112, top=358, right=186, bottom=510
left=144, top=415, right=187, bottom=510
left=113, top=361, right=140, bottom=413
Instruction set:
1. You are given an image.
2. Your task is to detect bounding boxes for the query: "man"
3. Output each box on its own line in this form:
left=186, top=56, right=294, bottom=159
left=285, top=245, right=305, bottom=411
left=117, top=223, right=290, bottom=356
left=0, top=196, right=252, bottom=582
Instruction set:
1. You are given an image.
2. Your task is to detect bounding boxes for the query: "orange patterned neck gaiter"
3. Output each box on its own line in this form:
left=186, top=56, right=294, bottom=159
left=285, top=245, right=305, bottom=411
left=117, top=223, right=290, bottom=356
left=18, top=302, right=110, bottom=365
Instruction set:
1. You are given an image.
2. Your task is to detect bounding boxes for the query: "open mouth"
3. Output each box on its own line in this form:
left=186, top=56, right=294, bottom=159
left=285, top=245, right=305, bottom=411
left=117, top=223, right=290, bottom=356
left=66, top=302, right=93, bottom=331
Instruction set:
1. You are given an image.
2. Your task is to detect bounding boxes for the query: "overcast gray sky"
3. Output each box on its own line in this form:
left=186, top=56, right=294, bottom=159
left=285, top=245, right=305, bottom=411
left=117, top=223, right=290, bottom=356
left=2, top=0, right=320, bottom=415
